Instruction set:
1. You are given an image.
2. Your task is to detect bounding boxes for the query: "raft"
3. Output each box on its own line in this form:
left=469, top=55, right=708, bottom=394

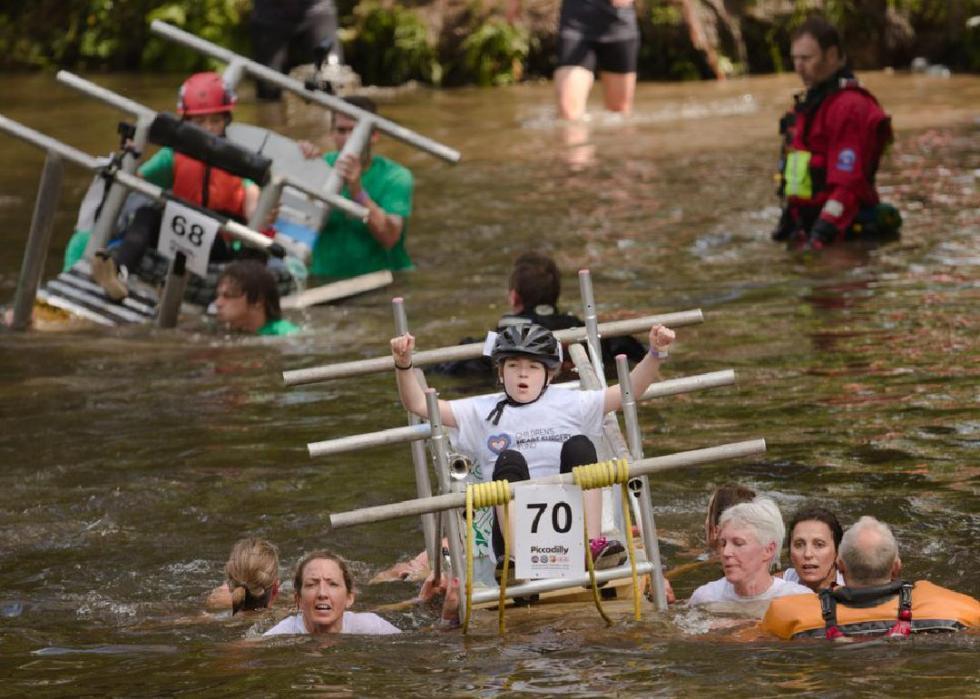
left=283, top=275, right=768, bottom=630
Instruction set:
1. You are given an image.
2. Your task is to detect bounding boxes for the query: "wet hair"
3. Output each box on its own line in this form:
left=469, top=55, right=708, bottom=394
left=707, top=484, right=757, bottom=529
left=792, top=16, right=842, bottom=53
left=332, top=95, right=378, bottom=127
left=509, top=251, right=561, bottom=310
left=718, top=497, right=786, bottom=571
left=786, top=506, right=844, bottom=551
left=292, top=550, right=355, bottom=596
left=225, top=538, right=279, bottom=615
left=838, top=516, right=899, bottom=586
left=218, top=260, right=281, bottom=322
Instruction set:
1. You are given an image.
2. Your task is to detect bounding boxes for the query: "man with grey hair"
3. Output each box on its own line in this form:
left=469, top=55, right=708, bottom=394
left=837, top=515, right=901, bottom=586
left=763, top=516, right=979, bottom=639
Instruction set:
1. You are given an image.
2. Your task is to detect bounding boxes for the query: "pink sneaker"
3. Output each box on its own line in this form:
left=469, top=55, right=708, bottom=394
left=589, top=537, right=626, bottom=570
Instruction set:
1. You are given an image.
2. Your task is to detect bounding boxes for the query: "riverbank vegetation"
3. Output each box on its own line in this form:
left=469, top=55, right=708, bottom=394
left=1, top=1, right=977, bottom=83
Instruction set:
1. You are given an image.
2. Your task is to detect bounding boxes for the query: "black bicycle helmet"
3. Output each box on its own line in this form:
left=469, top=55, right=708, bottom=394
left=491, top=323, right=561, bottom=370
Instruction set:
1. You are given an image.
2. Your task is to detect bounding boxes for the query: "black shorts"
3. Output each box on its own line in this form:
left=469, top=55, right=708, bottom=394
left=557, top=34, right=638, bottom=74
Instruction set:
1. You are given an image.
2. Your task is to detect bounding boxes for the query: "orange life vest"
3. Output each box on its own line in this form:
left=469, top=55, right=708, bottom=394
left=762, top=580, right=980, bottom=640
left=172, top=152, right=247, bottom=220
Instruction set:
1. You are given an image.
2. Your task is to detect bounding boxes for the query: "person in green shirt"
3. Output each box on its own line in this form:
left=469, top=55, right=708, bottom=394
left=301, top=96, right=414, bottom=278
left=214, top=260, right=299, bottom=336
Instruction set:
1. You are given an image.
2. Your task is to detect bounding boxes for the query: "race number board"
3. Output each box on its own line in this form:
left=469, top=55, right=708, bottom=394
left=514, top=484, right=585, bottom=579
left=157, top=200, right=220, bottom=278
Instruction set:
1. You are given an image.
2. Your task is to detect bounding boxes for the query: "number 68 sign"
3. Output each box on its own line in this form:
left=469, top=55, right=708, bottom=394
left=157, top=200, right=220, bottom=278
left=514, top=484, right=585, bottom=579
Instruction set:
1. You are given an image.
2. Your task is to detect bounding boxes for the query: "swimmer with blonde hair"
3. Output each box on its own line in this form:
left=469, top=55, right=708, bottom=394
left=207, top=538, right=281, bottom=614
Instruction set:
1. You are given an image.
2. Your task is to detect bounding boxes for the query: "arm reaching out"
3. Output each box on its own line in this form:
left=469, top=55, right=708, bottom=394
left=391, top=333, right=457, bottom=427
left=603, top=324, right=676, bottom=413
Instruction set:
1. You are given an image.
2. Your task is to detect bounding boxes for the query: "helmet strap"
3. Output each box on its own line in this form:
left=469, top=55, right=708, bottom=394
left=486, top=373, right=551, bottom=425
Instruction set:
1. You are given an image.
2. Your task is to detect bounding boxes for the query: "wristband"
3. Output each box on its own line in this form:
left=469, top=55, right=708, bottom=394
left=394, top=361, right=413, bottom=371
left=649, top=347, right=669, bottom=361
left=353, top=189, right=370, bottom=206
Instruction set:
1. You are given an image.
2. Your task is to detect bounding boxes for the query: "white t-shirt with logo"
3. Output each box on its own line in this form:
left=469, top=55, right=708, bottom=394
left=688, top=575, right=814, bottom=606
left=449, top=386, right=606, bottom=558
left=263, top=611, right=401, bottom=636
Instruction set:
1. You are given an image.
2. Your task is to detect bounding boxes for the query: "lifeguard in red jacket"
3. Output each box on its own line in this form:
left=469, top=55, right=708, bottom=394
left=772, top=17, right=901, bottom=250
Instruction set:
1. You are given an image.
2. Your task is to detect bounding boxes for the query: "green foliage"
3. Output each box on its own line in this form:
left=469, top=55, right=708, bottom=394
left=0, top=0, right=249, bottom=71
left=344, top=2, right=440, bottom=86
left=461, top=17, right=530, bottom=86
left=0, top=0, right=975, bottom=80
left=142, top=0, right=251, bottom=72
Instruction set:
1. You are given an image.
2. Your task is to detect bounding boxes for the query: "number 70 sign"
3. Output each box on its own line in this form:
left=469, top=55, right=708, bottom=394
left=514, top=484, right=585, bottom=579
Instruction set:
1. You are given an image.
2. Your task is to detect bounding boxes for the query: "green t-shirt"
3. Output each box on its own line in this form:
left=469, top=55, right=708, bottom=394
left=311, top=153, right=414, bottom=278
left=138, top=147, right=176, bottom=188
left=257, top=318, right=300, bottom=336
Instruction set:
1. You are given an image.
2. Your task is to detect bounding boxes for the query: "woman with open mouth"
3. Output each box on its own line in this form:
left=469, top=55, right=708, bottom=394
left=782, top=506, right=845, bottom=592
left=264, top=551, right=401, bottom=636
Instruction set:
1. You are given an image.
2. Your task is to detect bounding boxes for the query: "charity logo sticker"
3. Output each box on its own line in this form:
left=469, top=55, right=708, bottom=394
left=487, top=433, right=511, bottom=454
left=836, top=148, right=856, bottom=172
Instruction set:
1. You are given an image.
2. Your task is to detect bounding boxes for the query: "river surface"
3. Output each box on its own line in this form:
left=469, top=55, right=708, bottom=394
left=0, top=71, right=978, bottom=696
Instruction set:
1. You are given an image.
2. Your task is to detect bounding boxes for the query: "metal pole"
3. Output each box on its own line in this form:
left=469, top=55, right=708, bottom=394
left=616, top=354, right=667, bottom=611
left=393, top=298, right=440, bottom=584
left=303, top=369, right=737, bottom=458
left=221, top=59, right=247, bottom=91
left=0, top=114, right=277, bottom=257
left=640, top=369, right=735, bottom=400
left=11, top=152, right=64, bottom=330
left=281, top=173, right=367, bottom=221
left=472, top=560, right=656, bottom=605
left=578, top=269, right=607, bottom=387
left=84, top=113, right=153, bottom=257
left=424, top=388, right=467, bottom=620
left=283, top=310, right=705, bottom=385
left=329, top=439, right=767, bottom=529
left=249, top=175, right=285, bottom=231
left=323, top=118, right=373, bottom=200
left=53, top=73, right=158, bottom=258
left=149, top=20, right=461, bottom=164
left=567, top=342, right=629, bottom=538
left=58, top=71, right=369, bottom=223
left=157, top=252, right=189, bottom=328
left=308, top=423, right=432, bottom=457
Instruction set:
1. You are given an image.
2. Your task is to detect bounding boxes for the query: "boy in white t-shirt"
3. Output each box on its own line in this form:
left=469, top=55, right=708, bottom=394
left=390, top=321, right=675, bottom=572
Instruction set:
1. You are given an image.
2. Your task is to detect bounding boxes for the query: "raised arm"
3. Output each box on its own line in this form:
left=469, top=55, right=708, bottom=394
left=391, top=333, right=457, bottom=428
left=602, top=324, right=676, bottom=413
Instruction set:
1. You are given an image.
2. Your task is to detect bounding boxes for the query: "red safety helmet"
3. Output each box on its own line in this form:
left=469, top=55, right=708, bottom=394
left=177, top=72, right=236, bottom=116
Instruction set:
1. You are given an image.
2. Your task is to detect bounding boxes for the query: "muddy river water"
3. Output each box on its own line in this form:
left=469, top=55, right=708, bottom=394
left=0, top=71, right=977, bottom=695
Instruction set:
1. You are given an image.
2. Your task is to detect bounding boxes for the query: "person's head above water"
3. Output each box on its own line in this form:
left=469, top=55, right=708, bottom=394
left=177, top=71, right=237, bottom=136
left=705, top=484, right=757, bottom=551
left=215, top=260, right=283, bottom=333
left=225, top=538, right=280, bottom=615
left=790, top=16, right=846, bottom=90
left=786, top=505, right=844, bottom=591
left=508, top=251, right=561, bottom=313
left=292, top=550, right=356, bottom=634
left=718, top=496, right=786, bottom=579
left=491, top=323, right=562, bottom=403
left=837, top=516, right=902, bottom=587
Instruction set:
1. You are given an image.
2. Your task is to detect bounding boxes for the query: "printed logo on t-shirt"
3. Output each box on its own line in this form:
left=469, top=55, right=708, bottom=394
left=515, top=427, right=575, bottom=449
left=487, top=433, right=512, bottom=454
left=835, top=148, right=856, bottom=172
